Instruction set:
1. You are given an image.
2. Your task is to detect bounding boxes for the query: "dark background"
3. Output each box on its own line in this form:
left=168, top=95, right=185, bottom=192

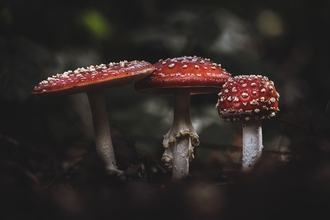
left=1, top=0, right=330, bottom=219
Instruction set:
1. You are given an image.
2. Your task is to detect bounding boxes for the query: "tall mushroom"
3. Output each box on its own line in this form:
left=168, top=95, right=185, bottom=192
left=216, top=75, right=280, bottom=171
left=32, top=60, right=155, bottom=175
left=135, top=56, right=231, bottom=178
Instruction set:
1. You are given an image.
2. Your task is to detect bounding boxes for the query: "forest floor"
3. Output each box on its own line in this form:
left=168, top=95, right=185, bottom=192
left=1, top=133, right=330, bottom=220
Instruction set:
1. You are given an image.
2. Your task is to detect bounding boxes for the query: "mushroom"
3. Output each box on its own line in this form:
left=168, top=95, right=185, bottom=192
left=216, top=75, right=280, bottom=171
left=32, top=60, right=155, bottom=175
left=135, top=56, right=231, bottom=178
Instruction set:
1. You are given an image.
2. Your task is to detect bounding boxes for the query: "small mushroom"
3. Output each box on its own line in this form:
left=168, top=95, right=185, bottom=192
left=135, top=56, right=231, bottom=178
left=32, top=60, right=155, bottom=175
left=216, top=75, right=280, bottom=171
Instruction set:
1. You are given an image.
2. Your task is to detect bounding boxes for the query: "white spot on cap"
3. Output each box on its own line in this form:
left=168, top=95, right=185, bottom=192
left=250, top=99, right=259, bottom=105
left=269, top=112, right=276, bottom=117
left=158, top=73, right=166, bottom=78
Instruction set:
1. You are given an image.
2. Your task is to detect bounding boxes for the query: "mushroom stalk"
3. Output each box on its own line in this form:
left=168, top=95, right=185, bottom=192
left=242, top=118, right=263, bottom=171
left=172, top=135, right=191, bottom=179
left=168, top=90, right=196, bottom=179
left=87, top=90, right=122, bottom=175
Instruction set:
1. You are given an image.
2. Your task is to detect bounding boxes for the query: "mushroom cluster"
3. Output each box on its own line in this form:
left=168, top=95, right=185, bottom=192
left=216, top=75, right=280, bottom=170
left=32, top=56, right=280, bottom=179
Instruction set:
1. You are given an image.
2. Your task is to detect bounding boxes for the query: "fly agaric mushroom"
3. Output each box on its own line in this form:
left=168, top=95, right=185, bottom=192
left=135, top=56, right=231, bottom=178
left=32, top=60, right=155, bottom=175
left=216, top=75, right=280, bottom=171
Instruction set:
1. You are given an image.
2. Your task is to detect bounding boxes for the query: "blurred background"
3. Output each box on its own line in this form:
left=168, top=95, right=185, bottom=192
left=1, top=0, right=330, bottom=219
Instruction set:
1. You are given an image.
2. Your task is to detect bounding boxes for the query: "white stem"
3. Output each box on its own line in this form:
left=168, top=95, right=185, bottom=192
left=242, top=119, right=263, bottom=171
left=171, top=90, right=193, bottom=179
left=172, top=136, right=191, bottom=179
left=87, top=90, right=122, bottom=175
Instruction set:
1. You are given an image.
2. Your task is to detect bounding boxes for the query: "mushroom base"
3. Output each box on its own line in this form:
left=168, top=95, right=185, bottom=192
left=161, top=130, right=197, bottom=169
left=171, top=136, right=192, bottom=179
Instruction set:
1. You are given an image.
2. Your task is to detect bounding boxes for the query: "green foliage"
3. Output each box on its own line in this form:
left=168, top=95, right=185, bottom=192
left=76, top=9, right=113, bottom=41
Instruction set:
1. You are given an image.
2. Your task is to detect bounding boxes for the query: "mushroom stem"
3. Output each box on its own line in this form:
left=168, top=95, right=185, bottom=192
left=172, top=135, right=191, bottom=179
left=87, top=90, right=122, bottom=175
left=170, top=90, right=196, bottom=179
left=242, top=118, right=263, bottom=171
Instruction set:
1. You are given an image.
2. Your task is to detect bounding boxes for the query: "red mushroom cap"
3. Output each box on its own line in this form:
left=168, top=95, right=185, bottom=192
left=32, top=60, right=155, bottom=96
left=216, top=75, right=280, bottom=121
left=134, top=56, right=231, bottom=95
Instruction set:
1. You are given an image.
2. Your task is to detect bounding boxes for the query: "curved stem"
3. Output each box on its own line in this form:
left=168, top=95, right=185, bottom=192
left=242, top=119, right=263, bottom=171
left=87, top=90, right=122, bottom=175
